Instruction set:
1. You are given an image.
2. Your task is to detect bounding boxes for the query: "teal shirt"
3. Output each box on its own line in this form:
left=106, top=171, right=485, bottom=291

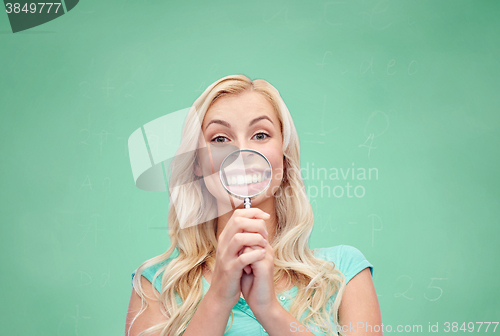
left=131, top=245, right=373, bottom=336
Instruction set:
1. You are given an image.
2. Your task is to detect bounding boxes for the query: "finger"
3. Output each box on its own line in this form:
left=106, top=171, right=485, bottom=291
left=229, top=232, right=267, bottom=258
left=238, top=247, right=267, bottom=272
left=235, top=208, right=270, bottom=220
left=242, top=247, right=253, bottom=274
left=225, top=209, right=270, bottom=239
left=232, top=218, right=269, bottom=242
left=242, top=246, right=262, bottom=274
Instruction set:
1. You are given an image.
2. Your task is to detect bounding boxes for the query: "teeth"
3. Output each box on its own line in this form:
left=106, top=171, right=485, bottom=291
left=227, top=172, right=266, bottom=186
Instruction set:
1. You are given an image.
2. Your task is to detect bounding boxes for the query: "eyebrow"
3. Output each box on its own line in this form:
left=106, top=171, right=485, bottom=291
left=204, top=115, right=273, bottom=131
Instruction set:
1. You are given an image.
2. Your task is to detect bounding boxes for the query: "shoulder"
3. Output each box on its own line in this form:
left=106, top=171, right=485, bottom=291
left=313, top=244, right=373, bottom=284
left=131, top=255, right=176, bottom=294
left=126, top=274, right=170, bottom=335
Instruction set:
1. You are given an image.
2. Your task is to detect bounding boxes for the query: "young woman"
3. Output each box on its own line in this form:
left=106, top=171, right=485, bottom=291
left=125, top=75, right=382, bottom=336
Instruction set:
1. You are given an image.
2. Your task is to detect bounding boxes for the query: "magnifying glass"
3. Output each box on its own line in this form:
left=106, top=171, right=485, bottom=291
left=219, top=149, right=272, bottom=208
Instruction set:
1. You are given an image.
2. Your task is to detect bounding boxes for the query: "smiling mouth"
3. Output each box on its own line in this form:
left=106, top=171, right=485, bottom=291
left=224, top=169, right=271, bottom=187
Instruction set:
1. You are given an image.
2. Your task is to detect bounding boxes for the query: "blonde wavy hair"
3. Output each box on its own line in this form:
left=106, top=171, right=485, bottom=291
left=129, top=74, right=347, bottom=336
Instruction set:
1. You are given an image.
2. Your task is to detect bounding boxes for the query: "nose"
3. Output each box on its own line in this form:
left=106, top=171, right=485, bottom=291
left=233, top=138, right=258, bottom=152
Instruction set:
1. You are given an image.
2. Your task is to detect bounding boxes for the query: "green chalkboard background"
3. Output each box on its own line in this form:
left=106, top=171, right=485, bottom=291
left=1, top=0, right=499, bottom=335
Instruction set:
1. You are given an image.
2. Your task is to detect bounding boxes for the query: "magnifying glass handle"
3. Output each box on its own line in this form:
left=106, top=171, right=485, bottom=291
left=244, top=197, right=251, bottom=209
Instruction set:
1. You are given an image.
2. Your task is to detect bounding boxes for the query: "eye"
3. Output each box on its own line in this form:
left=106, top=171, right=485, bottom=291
left=210, top=135, right=229, bottom=143
left=253, top=132, right=270, bottom=141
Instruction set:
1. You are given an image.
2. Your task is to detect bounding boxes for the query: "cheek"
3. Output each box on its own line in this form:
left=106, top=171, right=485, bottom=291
left=200, top=163, right=246, bottom=207
left=263, top=145, right=283, bottom=171
left=202, top=171, right=229, bottom=201
left=260, top=150, right=284, bottom=187
left=198, top=143, right=241, bottom=177
left=271, top=157, right=284, bottom=181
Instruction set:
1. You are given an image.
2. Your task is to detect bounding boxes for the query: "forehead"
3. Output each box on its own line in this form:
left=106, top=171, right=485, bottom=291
left=202, top=91, right=279, bottom=126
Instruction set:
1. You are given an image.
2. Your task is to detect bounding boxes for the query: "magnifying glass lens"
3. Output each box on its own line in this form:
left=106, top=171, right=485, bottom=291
left=220, top=149, right=272, bottom=206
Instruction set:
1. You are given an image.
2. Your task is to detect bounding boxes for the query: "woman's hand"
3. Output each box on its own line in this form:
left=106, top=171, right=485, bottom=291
left=240, top=238, right=278, bottom=315
left=208, top=208, right=270, bottom=309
